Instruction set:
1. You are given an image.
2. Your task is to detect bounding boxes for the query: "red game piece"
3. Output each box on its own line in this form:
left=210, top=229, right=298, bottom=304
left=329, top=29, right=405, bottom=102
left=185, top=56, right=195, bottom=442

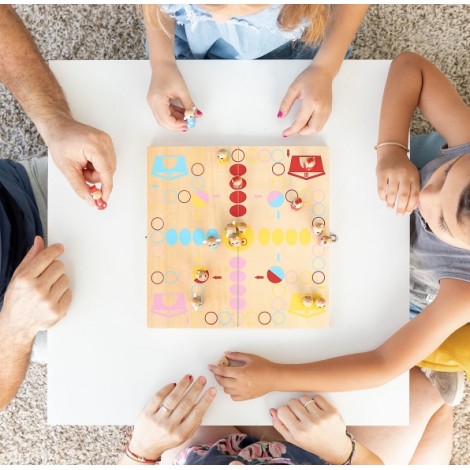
left=89, top=185, right=107, bottom=210
left=291, top=197, right=303, bottom=211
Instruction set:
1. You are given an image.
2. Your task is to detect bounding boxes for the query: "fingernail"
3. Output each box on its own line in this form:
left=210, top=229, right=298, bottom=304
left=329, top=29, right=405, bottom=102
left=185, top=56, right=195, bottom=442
left=269, top=408, right=274, bottom=417
left=282, top=134, right=288, bottom=139
left=172, top=383, right=176, bottom=386
left=182, top=129, right=188, bottom=133
left=197, top=376, right=206, bottom=384
left=277, top=110, right=283, bottom=118
left=196, top=109, right=203, bottom=117
left=209, top=387, right=217, bottom=396
left=188, top=375, right=193, bottom=382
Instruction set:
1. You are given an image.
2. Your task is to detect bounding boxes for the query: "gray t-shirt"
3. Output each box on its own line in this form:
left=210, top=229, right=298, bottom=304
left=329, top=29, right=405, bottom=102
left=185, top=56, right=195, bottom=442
left=410, top=142, right=470, bottom=310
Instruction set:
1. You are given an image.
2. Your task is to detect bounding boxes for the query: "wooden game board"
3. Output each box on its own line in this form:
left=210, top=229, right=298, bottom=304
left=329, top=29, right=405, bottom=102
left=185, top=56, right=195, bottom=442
left=147, top=146, right=331, bottom=329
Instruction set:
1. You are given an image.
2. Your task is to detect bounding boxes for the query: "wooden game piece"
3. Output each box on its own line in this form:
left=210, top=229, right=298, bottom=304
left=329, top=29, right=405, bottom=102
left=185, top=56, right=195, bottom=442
left=195, top=269, right=209, bottom=282
left=217, top=149, right=230, bottom=163
left=320, top=234, right=338, bottom=246
left=315, top=297, right=326, bottom=308
left=228, top=234, right=242, bottom=247
left=225, top=222, right=237, bottom=238
left=89, top=185, right=107, bottom=210
left=191, top=294, right=203, bottom=311
left=302, top=295, right=314, bottom=307
left=203, top=235, right=221, bottom=248
left=184, top=105, right=197, bottom=128
left=218, top=356, right=230, bottom=366
left=230, top=175, right=244, bottom=189
left=237, top=222, right=247, bottom=234
left=312, top=221, right=325, bottom=234
left=302, top=156, right=316, bottom=169
left=291, top=197, right=303, bottom=211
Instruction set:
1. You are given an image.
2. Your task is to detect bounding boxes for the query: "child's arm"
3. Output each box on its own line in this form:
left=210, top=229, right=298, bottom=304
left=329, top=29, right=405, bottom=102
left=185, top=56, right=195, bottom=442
left=209, top=278, right=470, bottom=400
left=280, top=5, right=369, bottom=137
left=376, top=51, right=470, bottom=215
left=144, top=8, right=199, bottom=131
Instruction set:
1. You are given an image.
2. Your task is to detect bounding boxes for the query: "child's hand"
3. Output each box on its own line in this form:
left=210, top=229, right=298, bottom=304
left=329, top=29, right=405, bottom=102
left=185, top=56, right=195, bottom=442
left=128, top=375, right=216, bottom=461
left=208, top=352, right=279, bottom=400
left=376, top=149, right=420, bottom=215
left=271, top=395, right=352, bottom=465
left=147, top=62, right=200, bottom=132
left=278, top=64, right=333, bottom=137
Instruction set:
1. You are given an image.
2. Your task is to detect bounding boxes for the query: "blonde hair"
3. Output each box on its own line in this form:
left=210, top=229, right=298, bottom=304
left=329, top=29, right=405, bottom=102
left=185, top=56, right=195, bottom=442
left=141, top=4, right=330, bottom=45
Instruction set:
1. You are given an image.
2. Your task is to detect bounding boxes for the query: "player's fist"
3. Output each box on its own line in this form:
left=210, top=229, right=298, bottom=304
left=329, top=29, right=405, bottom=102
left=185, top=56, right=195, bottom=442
left=376, top=148, right=420, bottom=215
left=1, top=236, right=72, bottom=340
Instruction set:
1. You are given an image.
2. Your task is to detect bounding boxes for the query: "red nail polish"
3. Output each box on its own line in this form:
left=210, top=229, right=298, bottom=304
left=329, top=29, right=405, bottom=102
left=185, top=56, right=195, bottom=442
left=277, top=110, right=283, bottom=118
left=283, top=134, right=288, bottom=138
left=172, top=383, right=176, bottom=386
left=182, top=129, right=188, bottom=133
left=196, top=109, right=203, bottom=117
left=188, top=375, right=193, bottom=382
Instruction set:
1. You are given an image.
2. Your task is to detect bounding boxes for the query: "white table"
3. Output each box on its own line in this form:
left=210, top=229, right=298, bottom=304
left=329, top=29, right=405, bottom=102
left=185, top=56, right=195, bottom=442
left=48, top=60, right=409, bottom=426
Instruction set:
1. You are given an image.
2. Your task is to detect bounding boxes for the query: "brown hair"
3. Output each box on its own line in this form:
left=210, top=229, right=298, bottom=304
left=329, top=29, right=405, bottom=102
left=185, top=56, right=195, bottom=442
left=141, top=5, right=330, bottom=45
left=457, top=181, right=470, bottom=243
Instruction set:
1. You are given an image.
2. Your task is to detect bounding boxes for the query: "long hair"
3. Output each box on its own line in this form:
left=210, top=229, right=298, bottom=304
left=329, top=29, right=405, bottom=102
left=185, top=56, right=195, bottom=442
left=141, top=5, right=331, bottom=45
left=457, top=181, right=470, bottom=243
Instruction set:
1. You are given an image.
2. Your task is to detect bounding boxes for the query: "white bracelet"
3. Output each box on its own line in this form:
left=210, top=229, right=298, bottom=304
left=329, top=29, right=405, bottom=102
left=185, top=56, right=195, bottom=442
left=374, top=141, right=409, bottom=153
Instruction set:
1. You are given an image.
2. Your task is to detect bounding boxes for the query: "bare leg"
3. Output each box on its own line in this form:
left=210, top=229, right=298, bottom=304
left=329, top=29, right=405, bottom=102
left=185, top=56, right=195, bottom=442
left=409, top=404, right=453, bottom=464
left=348, top=367, right=445, bottom=465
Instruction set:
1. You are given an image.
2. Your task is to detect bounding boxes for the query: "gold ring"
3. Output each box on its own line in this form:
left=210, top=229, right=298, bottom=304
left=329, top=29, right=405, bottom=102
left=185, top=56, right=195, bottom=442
left=160, top=404, right=173, bottom=413
left=303, top=399, right=315, bottom=410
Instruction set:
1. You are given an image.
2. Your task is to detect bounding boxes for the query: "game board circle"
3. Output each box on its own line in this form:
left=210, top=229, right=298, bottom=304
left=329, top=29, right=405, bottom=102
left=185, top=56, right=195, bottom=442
left=299, top=189, right=312, bottom=203
left=230, top=191, right=247, bottom=203
left=272, top=285, right=286, bottom=297
left=312, top=257, right=326, bottom=271
left=258, top=311, right=272, bottom=325
left=313, top=189, right=325, bottom=202
left=230, top=284, right=238, bottom=296
left=245, top=311, right=258, bottom=326
left=272, top=163, right=285, bottom=176
left=272, top=176, right=286, bottom=190
left=191, top=163, right=204, bottom=176
left=230, top=256, right=247, bottom=269
left=230, top=271, right=246, bottom=282
left=272, top=298, right=285, bottom=311
left=312, top=202, right=326, bottom=216
left=312, top=217, right=326, bottom=228
left=229, top=164, right=247, bottom=176
left=150, top=231, right=165, bottom=245
left=164, top=271, right=179, bottom=284
left=285, top=189, right=298, bottom=203
left=179, top=270, right=191, bottom=282
left=231, top=148, right=245, bottom=163
left=191, top=176, right=205, bottom=190
left=164, top=190, right=178, bottom=204
left=272, top=311, right=286, bottom=325
left=258, top=149, right=271, bottom=163
left=219, top=311, right=233, bottom=326
left=204, top=311, right=218, bottom=326
left=285, top=270, right=298, bottom=284
left=300, top=271, right=312, bottom=284
left=312, top=244, right=325, bottom=257
left=229, top=177, right=246, bottom=190
left=271, top=148, right=285, bottom=162
left=229, top=204, right=247, bottom=217
left=246, top=149, right=258, bottom=162
left=178, top=190, right=191, bottom=203
left=267, top=190, right=284, bottom=208
left=151, top=217, right=164, bottom=231
left=150, top=271, right=164, bottom=285
left=312, top=271, right=326, bottom=284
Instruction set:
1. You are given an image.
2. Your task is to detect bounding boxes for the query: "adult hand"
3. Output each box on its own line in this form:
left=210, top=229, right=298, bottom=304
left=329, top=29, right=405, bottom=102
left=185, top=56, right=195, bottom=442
left=147, top=62, right=202, bottom=132
left=209, top=352, right=279, bottom=401
left=278, top=64, right=333, bottom=137
left=271, top=394, right=352, bottom=465
left=1, top=236, right=72, bottom=339
left=129, top=374, right=217, bottom=460
left=47, top=117, right=116, bottom=205
left=376, top=148, right=420, bottom=215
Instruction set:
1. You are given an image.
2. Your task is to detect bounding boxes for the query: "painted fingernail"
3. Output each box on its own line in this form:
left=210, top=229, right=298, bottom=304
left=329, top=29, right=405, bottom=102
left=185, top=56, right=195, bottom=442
left=277, top=110, right=283, bottom=118
left=188, top=375, right=193, bottom=382
left=196, top=109, right=203, bottom=117
left=182, top=129, right=188, bottom=133
left=283, top=134, right=288, bottom=139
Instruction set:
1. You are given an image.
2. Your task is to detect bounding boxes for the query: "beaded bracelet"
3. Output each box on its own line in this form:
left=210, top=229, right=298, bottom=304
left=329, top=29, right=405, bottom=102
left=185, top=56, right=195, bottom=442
left=340, top=431, right=356, bottom=465
left=124, top=444, right=161, bottom=465
left=374, top=141, right=409, bottom=153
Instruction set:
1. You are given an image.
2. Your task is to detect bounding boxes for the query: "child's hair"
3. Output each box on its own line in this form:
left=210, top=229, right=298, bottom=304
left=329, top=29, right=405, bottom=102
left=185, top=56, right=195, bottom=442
left=458, top=182, right=470, bottom=242
left=141, top=5, right=331, bottom=45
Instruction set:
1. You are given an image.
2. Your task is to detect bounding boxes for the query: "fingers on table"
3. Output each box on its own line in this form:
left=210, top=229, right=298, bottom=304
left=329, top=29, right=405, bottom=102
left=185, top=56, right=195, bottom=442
left=145, top=382, right=178, bottom=415
left=169, top=376, right=208, bottom=422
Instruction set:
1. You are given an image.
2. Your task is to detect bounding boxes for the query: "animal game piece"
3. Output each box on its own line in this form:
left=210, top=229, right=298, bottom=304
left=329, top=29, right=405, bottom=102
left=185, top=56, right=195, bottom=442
left=302, top=295, right=314, bottom=307
left=315, top=297, right=326, bottom=308
left=218, top=356, right=230, bottom=366
left=230, top=176, right=244, bottom=189
left=184, top=105, right=197, bottom=129
left=204, top=235, right=221, bottom=248
left=312, top=221, right=325, bottom=234
left=291, top=197, right=303, bottom=211
left=217, top=149, right=230, bottom=163
left=195, top=269, right=209, bottom=282
left=236, top=222, right=247, bottom=234
left=320, top=234, right=338, bottom=246
left=89, top=185, right=107, bottom=210
left=302, top=156, right=316, bottom=169
left=191, top=294, right=203, bottom=311
left=225, top=222, right=238, bottom=238
left=228, top=235, right=242, bottom=247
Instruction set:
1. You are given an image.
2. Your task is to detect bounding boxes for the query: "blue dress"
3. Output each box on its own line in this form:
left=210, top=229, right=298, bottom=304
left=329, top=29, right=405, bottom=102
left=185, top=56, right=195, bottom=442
left=160, top=4, right=317, bottom=60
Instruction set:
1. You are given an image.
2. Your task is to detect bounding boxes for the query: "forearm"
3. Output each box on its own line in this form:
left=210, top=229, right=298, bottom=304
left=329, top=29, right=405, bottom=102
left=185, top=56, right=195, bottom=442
left=0, top=313, right=35, bottom=410
left=311, top=5, right=369, bottom=77
left=145, top=9, right=176, bottom=70
left=0, top=5, right=72, bottom=144
left=353, top=442, right=383, bottom=465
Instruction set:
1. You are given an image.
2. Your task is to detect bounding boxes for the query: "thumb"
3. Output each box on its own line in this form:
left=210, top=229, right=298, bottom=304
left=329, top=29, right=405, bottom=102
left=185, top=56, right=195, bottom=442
left=65, top=167, right=94, bottom=206
left=16, top=236, right=44, bottom=270
left=224, top=351, right=251, bottom=364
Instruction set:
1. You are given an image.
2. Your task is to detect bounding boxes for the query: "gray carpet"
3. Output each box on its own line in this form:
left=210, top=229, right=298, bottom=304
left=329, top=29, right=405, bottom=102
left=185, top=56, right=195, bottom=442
left=0, top=4, right=469, bottom=465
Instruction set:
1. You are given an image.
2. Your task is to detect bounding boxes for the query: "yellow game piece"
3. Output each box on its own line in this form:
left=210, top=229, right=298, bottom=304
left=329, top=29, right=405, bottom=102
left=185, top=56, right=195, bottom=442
left=217, top=149, right=230, bottom=163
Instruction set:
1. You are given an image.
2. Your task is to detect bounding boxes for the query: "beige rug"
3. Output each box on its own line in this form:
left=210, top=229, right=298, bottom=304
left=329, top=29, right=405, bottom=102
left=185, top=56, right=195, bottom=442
left=0, top=4, right=469, bottom=464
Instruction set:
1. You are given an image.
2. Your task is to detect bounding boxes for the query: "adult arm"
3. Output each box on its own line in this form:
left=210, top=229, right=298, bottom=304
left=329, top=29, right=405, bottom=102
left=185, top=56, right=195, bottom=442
left=376, top=51, right=470, bottom=214
left=210, top=279, right=470, bottom=399
left=0, top=5, right=116, bottom=203
left=0, top=237, right=71, bottom=410
left=280, top=5, right=369, bottom=136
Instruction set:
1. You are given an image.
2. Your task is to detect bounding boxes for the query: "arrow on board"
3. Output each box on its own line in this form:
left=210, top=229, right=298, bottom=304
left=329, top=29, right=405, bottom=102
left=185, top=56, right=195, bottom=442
left=255, top=275, right=264, bottom=279
left=213, top=276, right=222, bottom=279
